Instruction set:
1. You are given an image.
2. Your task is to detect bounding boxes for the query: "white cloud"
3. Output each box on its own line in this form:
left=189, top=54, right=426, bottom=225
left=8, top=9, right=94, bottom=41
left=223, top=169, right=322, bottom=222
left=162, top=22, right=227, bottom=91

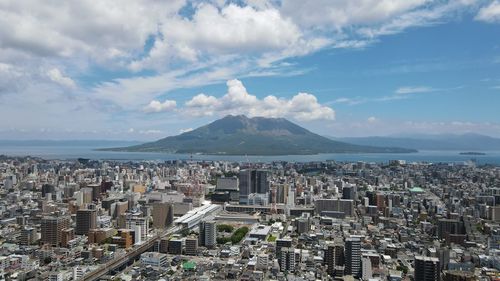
left=182, top=79, right=335, bottom=121
left=130, top=3, right=302, bottom=71
left=47, top=68, right=76, bottom=88
left=395, top=86, right=435, bottom=94
left=280, top=0, right=430, bottom=29
left=0, top=0, right=186, bottom=60
left=367, top=116, right=377, bottom=123
left=0, top=0, right=485, bottom=138
left=179, top=128, right=193, bottom=134
left=143, top=99, right=177, bottom=113
left=475, top=1, right=500, bottom=23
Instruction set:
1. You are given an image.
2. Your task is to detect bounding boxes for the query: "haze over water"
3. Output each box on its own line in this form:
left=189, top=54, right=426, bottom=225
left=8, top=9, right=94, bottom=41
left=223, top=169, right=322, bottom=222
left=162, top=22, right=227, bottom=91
left=1, top=144, right=499, bottom=165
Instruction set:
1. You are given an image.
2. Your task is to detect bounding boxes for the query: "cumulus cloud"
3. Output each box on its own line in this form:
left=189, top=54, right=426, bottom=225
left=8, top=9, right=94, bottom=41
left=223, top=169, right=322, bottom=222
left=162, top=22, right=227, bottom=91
left=475, top=1, right=500, bottom=23
left=367, top=116, right=378, bottom=123
left=0, top=0, right=185, bottom=60
left=130, top=3, right=302, bottom=71
left=395, top=86, right=435, bottom=95
left=280, top=0, right=430, bottom=29
left=182, top=79, right=335, bottom=121
left=0, top=0, right=484, bottom=138
left=143, top=99, right=177, bottom=113
left=47, top=68, right=76, bottom=88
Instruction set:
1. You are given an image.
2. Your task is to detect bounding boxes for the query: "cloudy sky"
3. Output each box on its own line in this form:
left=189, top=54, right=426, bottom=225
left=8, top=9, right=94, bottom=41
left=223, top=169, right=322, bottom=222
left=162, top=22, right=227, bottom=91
left=1, top=0, right=500, bottom=140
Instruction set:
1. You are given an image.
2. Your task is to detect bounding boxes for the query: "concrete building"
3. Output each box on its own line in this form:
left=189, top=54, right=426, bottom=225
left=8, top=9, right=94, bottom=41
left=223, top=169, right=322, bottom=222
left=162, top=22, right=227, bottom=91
left=204, top=221, right=217, bottom=248
left=151, top=202, right=174, bottom=229
left=76, top=208, right=97, bottom=235
left=41, top=216, right=71, bottom=247
left=345, top=236, right=361, bottom=277
left=168, top=239, right=183, bottom=255
left=280, top=247, right=296, bottom=272
left=20, top=227, right=37, bottom=246
left=140, top=252, right=168, bottom=269
left=415, top=256, right=440, bottom=281
left=315, top=199, right=355, bottom=217
left=185, top=237, right=198, bottom=256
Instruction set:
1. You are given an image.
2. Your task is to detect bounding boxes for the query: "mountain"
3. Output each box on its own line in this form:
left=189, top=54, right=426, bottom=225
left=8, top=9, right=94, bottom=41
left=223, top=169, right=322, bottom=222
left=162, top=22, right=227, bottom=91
left=103, top=115, right=416, bottom=155
left=335, top=133, right=500, bottom=151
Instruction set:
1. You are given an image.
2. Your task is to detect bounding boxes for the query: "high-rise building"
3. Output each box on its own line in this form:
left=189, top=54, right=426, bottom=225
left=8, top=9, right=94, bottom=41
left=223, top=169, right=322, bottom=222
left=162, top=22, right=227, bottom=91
left=414, top=256, right=440, bottom=281
left=185, top=237, right=198, bottom=256
left=76, top=208, right=97, bottom=235
left=204, top=221, right=217, bottom=248
left=41, top=216, right=71, bottom=247
left=325, top=241, right=344, bottom=276
left=280, top=247, right=296, bottom=272
left=151, top=202, right=173, bottom=229
left=345, top=236, right=361, bottom=277
left=276, top=238, right=293, bottom=260
left=255, top=170, right=270, bottom=194
left=239, top=170, right=252, bottom=204
left=239, top=169, right=270, bottom=204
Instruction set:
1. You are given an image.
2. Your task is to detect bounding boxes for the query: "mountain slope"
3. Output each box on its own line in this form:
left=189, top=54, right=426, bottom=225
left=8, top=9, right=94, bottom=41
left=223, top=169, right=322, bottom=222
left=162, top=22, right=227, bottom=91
left=105, top=115, right=417, bottom=155
left=336, top=133, right=500, bottom=151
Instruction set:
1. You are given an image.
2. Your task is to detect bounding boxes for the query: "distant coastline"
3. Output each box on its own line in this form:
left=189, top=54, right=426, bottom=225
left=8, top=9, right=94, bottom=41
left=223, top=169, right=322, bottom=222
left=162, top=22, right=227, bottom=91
left=459, top=152, right=486, bottom=156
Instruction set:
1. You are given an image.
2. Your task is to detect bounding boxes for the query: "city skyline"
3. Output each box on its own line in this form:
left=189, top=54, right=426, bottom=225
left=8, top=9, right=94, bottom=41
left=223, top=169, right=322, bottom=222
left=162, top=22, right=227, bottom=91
left=1, top=1, right=500, bottom=140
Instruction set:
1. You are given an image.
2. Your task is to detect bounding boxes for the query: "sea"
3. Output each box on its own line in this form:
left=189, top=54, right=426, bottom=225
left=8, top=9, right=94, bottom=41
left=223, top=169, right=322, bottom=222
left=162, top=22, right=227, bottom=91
left=0, top=143, right=500, bottom=165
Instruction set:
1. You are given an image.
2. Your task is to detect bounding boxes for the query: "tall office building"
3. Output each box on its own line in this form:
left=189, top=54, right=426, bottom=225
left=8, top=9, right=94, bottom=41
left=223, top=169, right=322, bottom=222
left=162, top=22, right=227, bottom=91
left=198, top=221, right=207, bottom=247
left=204, top=221, right=217, bottom=248
left=345, top=236, right=361, bottom=277
left=239, top=169, right=270, bottom=204
left=41, top=216, right=71, bottom=246
left=75, top=208, right=97, bottom=235
left=255, top=170, right=270, bottom=194
left=151, top=202, right=174, bottom=229
left=239, top=170, right=252, bottom=204
left=414, top=256, right=440, bottom=281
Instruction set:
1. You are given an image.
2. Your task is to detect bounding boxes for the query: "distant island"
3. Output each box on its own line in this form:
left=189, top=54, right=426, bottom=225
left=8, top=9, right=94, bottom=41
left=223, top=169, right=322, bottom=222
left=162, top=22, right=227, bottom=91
left=100, top=115, right=417, bottom=155
left=335, top=133, right=500, bottom=151
left=459, top=152, right=486, bottom=155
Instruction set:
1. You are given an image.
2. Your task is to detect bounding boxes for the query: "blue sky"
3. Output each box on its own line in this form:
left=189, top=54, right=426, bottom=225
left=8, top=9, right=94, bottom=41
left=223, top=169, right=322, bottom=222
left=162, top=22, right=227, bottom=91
left=0, top=0, right=499, bottom=140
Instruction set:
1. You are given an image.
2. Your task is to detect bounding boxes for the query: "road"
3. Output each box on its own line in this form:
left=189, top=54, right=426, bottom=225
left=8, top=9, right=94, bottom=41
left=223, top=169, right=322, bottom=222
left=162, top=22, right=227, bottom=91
left=81, top=225, right=182, bottom=281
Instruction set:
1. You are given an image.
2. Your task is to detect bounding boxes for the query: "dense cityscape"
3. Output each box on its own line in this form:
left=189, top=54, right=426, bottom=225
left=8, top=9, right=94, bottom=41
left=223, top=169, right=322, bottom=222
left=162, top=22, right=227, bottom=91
left=0, top=155, right=499, bottom=280
left=2, top=1, right=500, bottom=280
